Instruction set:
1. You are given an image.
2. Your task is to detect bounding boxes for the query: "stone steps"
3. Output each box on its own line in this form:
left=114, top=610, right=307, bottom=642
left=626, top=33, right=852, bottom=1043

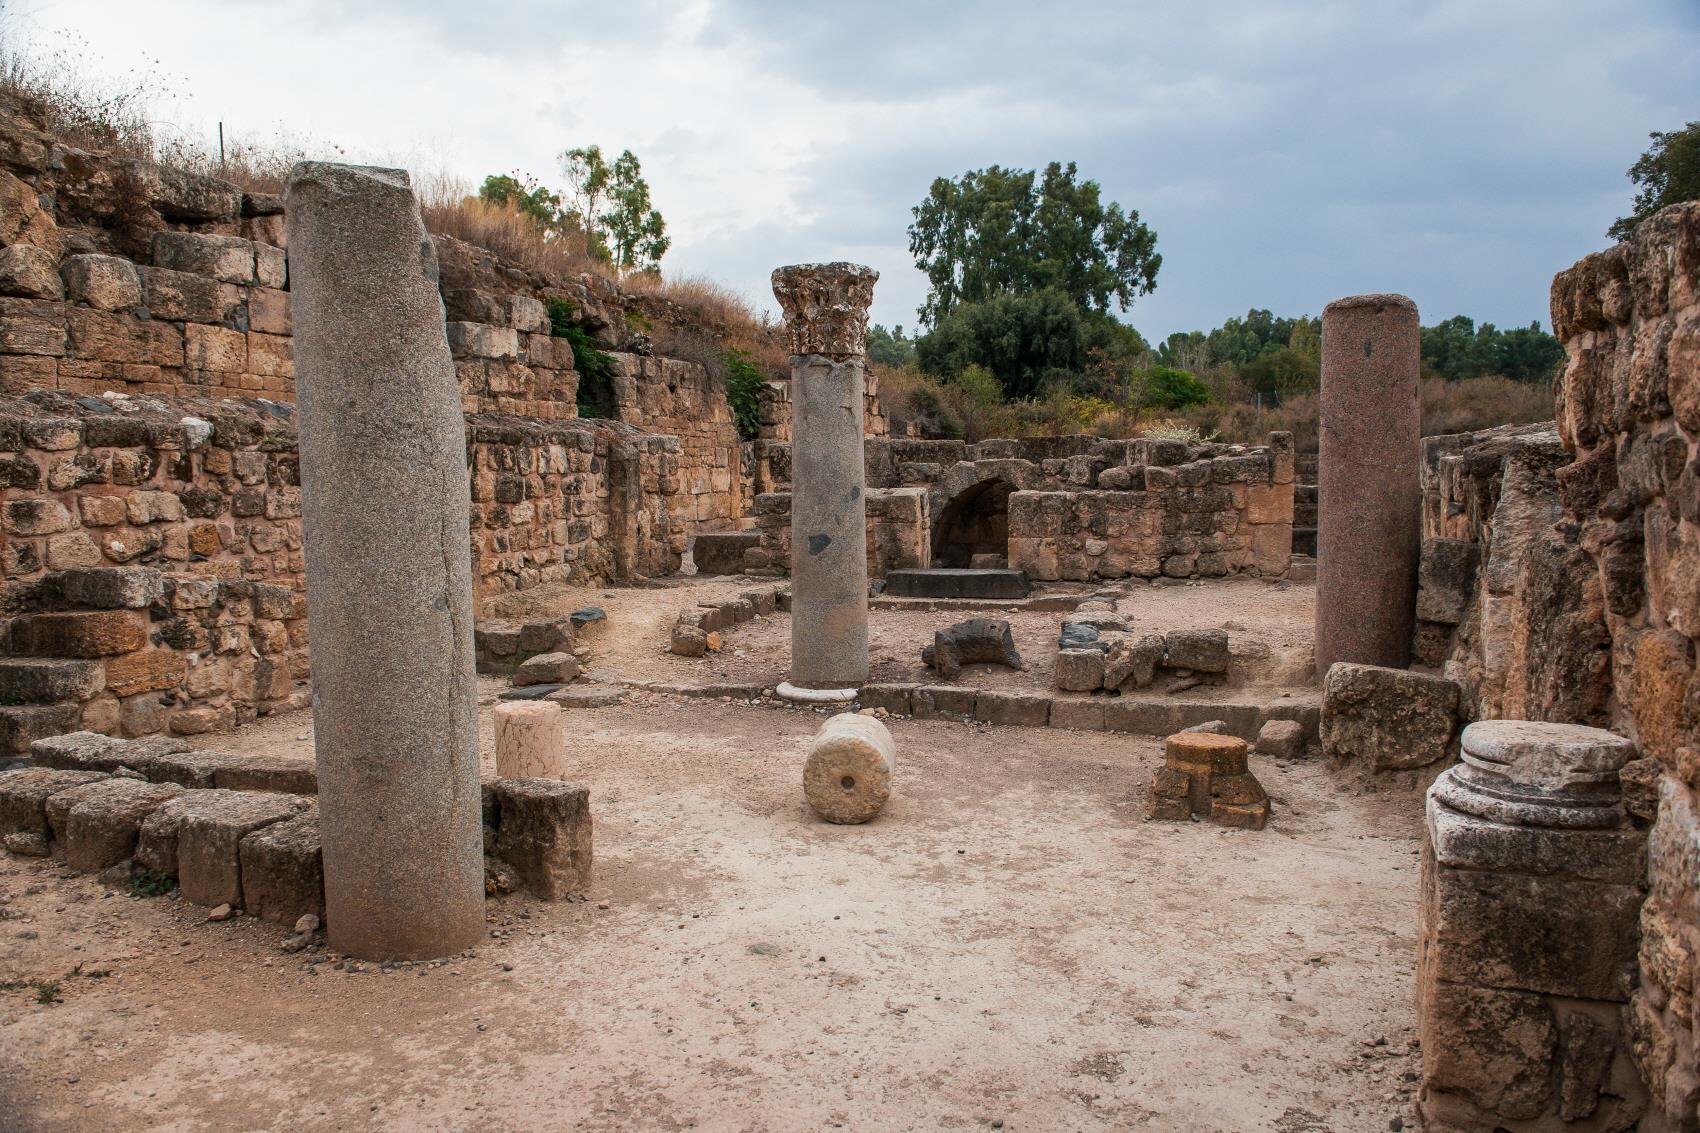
left=2, top=731, right=595, bottom=922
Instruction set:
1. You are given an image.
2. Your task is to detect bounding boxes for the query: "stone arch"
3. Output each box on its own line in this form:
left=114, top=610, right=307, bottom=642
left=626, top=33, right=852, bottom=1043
left=931, top=477, right=1017, bottom=568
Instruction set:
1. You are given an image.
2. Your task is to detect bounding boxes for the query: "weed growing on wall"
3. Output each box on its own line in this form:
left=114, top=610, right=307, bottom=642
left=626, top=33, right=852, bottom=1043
left=548, top=299, right=617, bottom=418
left=722, top=348, right=764, bottom=441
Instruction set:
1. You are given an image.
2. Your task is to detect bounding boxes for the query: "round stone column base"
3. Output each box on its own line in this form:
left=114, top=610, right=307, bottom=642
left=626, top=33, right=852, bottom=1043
left=777, top=681, right=858, bottom=704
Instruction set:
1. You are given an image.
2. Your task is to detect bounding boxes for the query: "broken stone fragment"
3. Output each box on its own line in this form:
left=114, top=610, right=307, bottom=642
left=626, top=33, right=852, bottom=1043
left=513, top=651, right=579, bottom=687
left=1104, top=633, right=1165, bottom=690
left=1254, top=719, right=1307, bottom=759
left=922, top=618, right=1023, bottom=680
left=1321, top=662, right=1461, bottom=774
left=670, top=623, right=709, bottom=657
left=239, top=805, right=323, bottom=928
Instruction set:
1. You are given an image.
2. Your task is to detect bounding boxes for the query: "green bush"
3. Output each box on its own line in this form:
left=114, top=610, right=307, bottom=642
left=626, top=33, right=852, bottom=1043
left=722, top=347, right=765, bottom=441
left=1140, top=365, right=1211, bottom=410
left=125, top=867, right=174, bottom=898
left=548, top=299, right=617, bottom=418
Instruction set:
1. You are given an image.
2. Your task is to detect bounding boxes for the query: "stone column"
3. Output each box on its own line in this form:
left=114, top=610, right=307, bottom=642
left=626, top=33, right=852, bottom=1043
left=1316, top=293, right=1421, bottom=679
left=772, top=263, right=878, bottom=695
left=1418, top=720, right=1646, bottom=1131
left=285, top=163, right=485, bottom=961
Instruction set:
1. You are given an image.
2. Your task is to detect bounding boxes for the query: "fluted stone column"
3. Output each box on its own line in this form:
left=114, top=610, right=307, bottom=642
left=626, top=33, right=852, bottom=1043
left=286, top=163, right=485, bottom=960
left=773, top=263, right=878, bottom=695
left=1316, top=293, right=1421, bottom=679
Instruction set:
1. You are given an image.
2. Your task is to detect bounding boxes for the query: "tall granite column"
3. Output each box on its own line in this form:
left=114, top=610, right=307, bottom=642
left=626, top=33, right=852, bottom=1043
left=285, top=163, right=485, bottom=960
left=1316, top=293, right=1421, bottom=679
left=772, top=263, right=878, bottom=695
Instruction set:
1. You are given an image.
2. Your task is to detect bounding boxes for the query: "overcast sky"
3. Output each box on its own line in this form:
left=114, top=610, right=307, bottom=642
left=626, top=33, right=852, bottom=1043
left=15, top=0, right=1698, bottom=340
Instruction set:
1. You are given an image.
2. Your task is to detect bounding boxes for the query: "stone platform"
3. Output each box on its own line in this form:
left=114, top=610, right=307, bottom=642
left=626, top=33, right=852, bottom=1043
left=882, top=569, right=1031, bottom=600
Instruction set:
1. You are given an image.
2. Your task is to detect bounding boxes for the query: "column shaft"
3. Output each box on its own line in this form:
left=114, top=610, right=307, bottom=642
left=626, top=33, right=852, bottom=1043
left=285, top=162, right=485, bottom=960
left=1316, top=293, right=1421, bottom=678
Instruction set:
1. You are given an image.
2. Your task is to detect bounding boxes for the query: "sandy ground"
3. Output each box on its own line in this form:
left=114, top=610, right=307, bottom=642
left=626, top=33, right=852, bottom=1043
left=491, top=574, right=1320, bottom=696
left=0, top=684, right=1425, bottom=1133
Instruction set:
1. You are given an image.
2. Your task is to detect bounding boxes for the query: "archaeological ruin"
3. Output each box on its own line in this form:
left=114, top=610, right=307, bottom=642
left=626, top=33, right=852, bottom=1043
left=0, top=72, right=1695, bottom=1133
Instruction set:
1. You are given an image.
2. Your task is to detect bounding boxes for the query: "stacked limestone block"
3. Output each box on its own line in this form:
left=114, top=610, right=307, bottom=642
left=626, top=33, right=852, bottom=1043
left=1148, top=731, right=1270, bottom=829
left=1, top=565, right=309, bottom=750
left=1422, top=202, right=1699, bottom=1124
left=746, top=486, right=928, bottom=579
left=1418, top=720, right=1647, bottom=1131
left=466, top=414, right=682, bottom=596
left=444, top=286, right=579, bottom=420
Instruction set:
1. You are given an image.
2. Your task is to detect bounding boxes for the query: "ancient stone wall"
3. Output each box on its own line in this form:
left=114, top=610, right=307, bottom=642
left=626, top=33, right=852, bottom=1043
left=1416, top=202, right=1699, bottom=1127
left=741, top=432, right=1294, bottom=580
left=0, top=390, right=684, bottom=748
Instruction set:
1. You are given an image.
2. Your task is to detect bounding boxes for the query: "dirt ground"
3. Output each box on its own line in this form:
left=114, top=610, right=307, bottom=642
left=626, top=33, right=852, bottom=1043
left=0, top=675, right=1427, bottom=1132
left=491, top=574, right=1320, bottom=695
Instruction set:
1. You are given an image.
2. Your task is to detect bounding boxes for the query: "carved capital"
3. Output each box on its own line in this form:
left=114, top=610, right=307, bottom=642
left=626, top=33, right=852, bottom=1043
left=771, top=262, right=878, bottom=359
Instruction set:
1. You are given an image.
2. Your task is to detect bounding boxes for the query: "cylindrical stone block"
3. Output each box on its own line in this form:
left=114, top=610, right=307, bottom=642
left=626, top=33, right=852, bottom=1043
left=803, top=712, right=895, bottom=824
left=494, top=701, right=569, bottom=779
left=1316, top=293, right=1421, bottom=679
left=286, top=162, right=485, bottom=961
left=773, top=263, right=878, bottom=690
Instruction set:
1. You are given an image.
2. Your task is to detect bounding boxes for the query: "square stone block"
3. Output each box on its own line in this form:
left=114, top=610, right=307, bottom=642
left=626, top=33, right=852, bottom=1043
left=973, top=690, right=1050, bottom=727
left=239, top=806, right=323, bottom=927
left=1049, top=698, right=1105, bottom=731
left=0, top=767, right=106, bottom=836
left=911, top=685, right=978, bottom=719
left=488, top=778, right=592, bottom=900
left=45, top=777, right=184, bottom=872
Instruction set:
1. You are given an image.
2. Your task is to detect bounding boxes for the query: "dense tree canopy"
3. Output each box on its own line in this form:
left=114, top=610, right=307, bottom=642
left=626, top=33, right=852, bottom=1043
left=915, top=289, right=1085, bottom=399
left=907, top=162, right=1160, bottom=326
left=1419, top=317, right=1565, bottom=383
left=1608, top=121, right=1700, bottom=242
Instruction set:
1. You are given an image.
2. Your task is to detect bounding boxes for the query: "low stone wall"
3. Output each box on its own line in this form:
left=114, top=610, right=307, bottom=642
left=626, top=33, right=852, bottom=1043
left=1418, top=202, right=1699, bottom=1125
left=746, top=487, right=928, bottom=579
left=743, top=432, right=1293, bottom=580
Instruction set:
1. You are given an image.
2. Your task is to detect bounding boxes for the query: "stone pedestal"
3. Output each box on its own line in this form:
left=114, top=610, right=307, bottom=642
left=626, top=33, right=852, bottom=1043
left=1317, top=293, right=1420, bottom=678
left=493, top=702, right=569, bottom=779
left=803, top=712, right=894, bottom=824
left=772, top=263, right=878, bottom=694
left=1418, top=720, right=1648, bottom=1131
left=1148, top=731, right=1269, bottom=829
left=286, top=162, right=485, bottom=961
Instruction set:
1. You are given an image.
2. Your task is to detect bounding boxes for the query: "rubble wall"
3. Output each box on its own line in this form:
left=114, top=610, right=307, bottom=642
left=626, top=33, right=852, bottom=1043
left=1416, top=202, right=1699, bottom=1126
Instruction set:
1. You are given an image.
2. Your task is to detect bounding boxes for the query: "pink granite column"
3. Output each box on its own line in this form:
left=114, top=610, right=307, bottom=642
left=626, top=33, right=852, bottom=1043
left=1316, top=293, right=1420, bottom=678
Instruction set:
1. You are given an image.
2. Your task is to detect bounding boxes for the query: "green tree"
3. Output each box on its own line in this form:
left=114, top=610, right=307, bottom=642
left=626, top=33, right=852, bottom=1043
left=915, top=289, right=1084, bottom=398
left=907, top=161, right=1160, bottom=325
left=1420, top=316, right=1563, bottom=383
left=867, top=324, right=916, bottom=368
left=560, top=145, right=670, bottom=273
left=477, top=173, right=565, bottom=234
left=1608, top=121, right=1700, bottom=241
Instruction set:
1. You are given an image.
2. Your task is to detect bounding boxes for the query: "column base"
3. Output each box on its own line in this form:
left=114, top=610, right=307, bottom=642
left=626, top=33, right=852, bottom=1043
left=777, top=681, right=859, bottom=704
